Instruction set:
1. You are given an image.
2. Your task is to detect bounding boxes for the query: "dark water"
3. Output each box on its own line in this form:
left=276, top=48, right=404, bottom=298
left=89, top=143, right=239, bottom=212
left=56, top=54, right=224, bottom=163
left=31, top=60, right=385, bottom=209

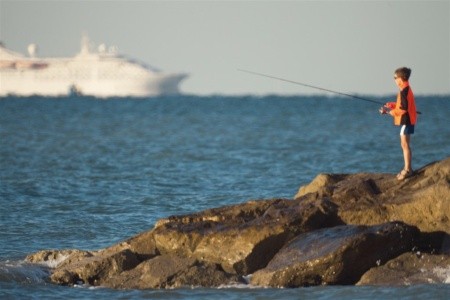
left=1, top=94, right=449, bottom=298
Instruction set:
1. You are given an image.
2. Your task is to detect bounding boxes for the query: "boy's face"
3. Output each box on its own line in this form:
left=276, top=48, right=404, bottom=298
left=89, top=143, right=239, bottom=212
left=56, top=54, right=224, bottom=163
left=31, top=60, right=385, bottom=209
left=394, top=74, right=404, bottom=89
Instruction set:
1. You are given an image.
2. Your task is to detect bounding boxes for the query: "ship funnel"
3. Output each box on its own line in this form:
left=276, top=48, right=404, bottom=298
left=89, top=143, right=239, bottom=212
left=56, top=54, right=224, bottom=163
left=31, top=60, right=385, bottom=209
left=28, top=44, right=38, bottom=57
left=80, top=34, right=91, bottom=55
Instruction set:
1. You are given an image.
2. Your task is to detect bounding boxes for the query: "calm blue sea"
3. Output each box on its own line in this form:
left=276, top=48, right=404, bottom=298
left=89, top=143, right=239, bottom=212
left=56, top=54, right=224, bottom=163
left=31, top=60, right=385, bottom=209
left=1, top=94, right=449, bottom=299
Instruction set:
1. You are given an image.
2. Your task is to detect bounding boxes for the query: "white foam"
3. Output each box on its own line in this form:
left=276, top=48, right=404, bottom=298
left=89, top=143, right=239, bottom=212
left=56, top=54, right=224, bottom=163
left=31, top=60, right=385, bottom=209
left=217, top=282, right=263, bottom=289
left=433, top=266, right=450, bottom=284
left=38, top=254, right=70, bottom=269
left=216, top=274, right=265, bottom=289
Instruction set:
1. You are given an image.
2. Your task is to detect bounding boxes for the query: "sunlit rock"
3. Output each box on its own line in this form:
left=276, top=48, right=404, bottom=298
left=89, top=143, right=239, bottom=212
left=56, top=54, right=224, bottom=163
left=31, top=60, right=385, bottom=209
left=251, top=222, right=419, bottom=287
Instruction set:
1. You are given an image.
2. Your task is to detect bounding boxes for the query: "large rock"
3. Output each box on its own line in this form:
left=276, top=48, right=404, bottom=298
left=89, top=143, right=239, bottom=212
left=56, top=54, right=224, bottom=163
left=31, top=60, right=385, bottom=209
left=25, top=157, right=450, bottom=289
left=250, top=222, right=419, bottom=287
left=152, top=197, right=342, bottom=275
left=295, top=157, right=450, bottom=233
left=357, top=252, right=450, bottom=285
left=50, top=249, right=140, bottom=286
left=27, top=230, right=160, bottom=286
left=104, top=253, right=242, bottom=289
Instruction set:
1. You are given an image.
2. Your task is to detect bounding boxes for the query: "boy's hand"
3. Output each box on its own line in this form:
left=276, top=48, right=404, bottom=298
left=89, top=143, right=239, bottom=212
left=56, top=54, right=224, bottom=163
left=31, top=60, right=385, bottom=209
left=385, top=102, right=396, bottom=110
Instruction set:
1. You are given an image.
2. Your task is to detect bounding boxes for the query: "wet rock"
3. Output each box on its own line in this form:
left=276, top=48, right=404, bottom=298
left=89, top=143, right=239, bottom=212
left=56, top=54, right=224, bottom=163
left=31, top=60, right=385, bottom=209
left=357, top=252, right=450, bottom=285
left=251, top=222, right=419, bottom=287
left=50, top=249, right=140, bottom=286
left=41, top=228, right=160, bottom=286
left=105, top=253, right=241, bottom=289
left=295, top=157, right=450, bottom=233
left=417, top=231, right=450, bottom=254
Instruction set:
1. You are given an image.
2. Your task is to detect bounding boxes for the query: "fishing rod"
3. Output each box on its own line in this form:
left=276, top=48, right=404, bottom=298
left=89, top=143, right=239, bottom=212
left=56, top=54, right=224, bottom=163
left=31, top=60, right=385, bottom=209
left=238, top=69, right=422, bottom=114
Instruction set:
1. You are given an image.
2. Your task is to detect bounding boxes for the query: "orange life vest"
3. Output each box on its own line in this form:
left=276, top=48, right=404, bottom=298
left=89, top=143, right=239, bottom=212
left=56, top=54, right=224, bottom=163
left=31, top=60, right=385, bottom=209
left=389, top=82, right=417, bottom=126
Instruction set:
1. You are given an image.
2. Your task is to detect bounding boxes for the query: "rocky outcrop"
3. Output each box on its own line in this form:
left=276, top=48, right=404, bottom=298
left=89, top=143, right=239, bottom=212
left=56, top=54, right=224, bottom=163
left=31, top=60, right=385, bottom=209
left=26, top=157, right=450, bottom=289
left=295, top=157, right=450, bottom=233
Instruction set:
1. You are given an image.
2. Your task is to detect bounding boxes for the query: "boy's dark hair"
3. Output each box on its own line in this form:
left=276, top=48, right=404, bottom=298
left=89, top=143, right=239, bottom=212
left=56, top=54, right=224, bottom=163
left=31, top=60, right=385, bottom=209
left=395, top=67, right=412, bottom=81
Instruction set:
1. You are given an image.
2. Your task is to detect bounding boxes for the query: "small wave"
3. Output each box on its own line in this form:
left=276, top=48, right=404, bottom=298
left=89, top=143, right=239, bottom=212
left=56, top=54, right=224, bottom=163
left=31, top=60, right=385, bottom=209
left=0, top=260, right=50, bottom=284
left=216, top=274, right=264, bottom=289
left=217, top=283, right=263, bottom=289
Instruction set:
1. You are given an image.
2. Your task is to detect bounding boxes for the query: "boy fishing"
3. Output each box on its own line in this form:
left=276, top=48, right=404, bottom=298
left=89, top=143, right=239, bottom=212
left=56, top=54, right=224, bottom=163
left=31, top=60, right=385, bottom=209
left=379, top=67, right=417, bottom=181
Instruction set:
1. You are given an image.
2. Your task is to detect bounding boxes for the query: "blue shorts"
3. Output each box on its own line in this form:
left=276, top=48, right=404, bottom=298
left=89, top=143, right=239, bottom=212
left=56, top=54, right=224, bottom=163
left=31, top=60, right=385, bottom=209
left=400, top=125, right=415, bottom=135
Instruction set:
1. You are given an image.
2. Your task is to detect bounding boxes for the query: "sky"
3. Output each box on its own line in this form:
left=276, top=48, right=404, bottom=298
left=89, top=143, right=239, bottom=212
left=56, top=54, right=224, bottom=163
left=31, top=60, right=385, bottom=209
left=1, top=0, right=449, bottom=96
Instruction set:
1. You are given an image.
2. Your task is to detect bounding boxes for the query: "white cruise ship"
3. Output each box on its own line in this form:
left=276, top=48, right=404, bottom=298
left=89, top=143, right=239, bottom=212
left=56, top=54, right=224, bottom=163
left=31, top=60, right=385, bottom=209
left=0, top=36, right=188, bottom=97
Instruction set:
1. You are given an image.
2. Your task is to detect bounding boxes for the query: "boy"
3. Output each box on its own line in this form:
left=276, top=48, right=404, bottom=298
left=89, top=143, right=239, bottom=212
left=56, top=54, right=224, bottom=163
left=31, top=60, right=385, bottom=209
left=379, top=67, right=417, bottom=180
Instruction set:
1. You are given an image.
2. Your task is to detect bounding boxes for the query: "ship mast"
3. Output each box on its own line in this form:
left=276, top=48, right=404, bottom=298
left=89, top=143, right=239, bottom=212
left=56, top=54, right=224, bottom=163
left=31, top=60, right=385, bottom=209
left=80, top=33, right=90, bottom=55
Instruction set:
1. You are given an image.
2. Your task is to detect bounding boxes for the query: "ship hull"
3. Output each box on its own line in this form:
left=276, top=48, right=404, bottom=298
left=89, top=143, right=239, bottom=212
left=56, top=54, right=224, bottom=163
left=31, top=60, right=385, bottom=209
left=0, top=70, right=187, bottom=97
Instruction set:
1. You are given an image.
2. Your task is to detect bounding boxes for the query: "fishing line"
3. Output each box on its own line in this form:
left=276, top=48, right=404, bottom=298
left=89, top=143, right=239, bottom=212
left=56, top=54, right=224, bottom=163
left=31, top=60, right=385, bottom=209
left=238, top=69, right=383, bottom=105
left=238, top=69, right=422, bottom=114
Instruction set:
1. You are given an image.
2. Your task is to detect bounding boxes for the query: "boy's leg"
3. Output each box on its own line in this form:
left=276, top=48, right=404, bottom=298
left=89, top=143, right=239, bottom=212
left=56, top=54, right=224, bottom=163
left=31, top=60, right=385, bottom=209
left=400, top=134, right=412, bottom=171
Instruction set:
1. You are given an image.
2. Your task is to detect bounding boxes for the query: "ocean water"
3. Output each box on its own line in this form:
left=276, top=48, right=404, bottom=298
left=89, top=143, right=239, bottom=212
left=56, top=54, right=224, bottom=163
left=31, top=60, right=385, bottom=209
left=1, top=94, right=449, bottom=299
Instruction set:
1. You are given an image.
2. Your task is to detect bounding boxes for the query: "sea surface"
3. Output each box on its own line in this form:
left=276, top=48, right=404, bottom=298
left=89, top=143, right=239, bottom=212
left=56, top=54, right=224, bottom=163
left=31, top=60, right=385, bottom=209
left=1, top=94, right=449, bottom=299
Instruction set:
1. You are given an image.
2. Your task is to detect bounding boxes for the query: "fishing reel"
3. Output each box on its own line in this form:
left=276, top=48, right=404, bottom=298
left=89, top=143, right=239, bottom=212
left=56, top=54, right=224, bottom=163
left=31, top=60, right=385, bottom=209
left=379, top=106, right=389, bottom=115
left=380, top=102, right=395, bottom=115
